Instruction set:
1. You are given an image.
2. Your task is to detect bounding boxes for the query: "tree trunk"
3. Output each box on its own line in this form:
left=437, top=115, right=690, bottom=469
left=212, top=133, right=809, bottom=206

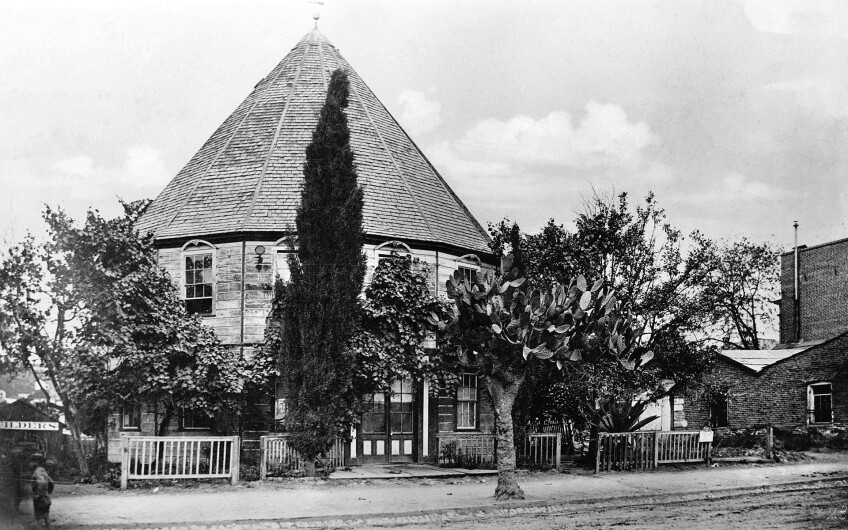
left=485, top=374, right=525, bottom=500
left=62, top=403, right=90, bottom=476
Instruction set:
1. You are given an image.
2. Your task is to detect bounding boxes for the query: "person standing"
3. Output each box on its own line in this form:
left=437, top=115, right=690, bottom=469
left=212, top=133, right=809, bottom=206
left=30, top=454, right=54, bottom=530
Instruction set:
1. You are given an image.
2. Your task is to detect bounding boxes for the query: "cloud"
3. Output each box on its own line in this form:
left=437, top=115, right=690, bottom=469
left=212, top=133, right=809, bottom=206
left=1, top=146, right=173, bottom=236
left=674, top=172, right=788, bottom=205
left=742, top=0, right=848, bottom=37
left=765, top=78, right=848, bottom=118
left=396, top=89, right=442, bottom=136
left=46, top=146, right=171, bottom=191
left=449, top=102, right=658, bottom=171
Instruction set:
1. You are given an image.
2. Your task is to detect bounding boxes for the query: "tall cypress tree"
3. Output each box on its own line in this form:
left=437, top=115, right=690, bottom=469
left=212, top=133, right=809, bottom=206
left=282, top=69, right=366, bottom=459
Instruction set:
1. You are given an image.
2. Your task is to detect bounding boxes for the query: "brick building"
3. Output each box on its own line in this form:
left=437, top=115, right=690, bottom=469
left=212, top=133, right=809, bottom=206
left=108, top=28, right=498, bottom=464
left=673, top=335, right=848, bottom=429
left=779, top=237, right=848, bottom=343
left=674, top=236, right=848, bottom=430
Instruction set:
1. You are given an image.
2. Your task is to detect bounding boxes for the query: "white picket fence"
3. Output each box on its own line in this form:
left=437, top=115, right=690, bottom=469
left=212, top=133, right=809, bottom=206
left=120, top=435, right=240, bottom=489
left=259, top=434, right=346, bottom=479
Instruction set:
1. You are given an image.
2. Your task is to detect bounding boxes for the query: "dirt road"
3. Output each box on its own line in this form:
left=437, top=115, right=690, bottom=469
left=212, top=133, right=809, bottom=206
left=374, top=481, right=848, bottom=530
left=2, top=453, right=846, bottom=529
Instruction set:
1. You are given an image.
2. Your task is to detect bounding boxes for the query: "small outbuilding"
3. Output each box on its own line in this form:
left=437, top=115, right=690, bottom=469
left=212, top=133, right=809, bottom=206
left=0, top=400, right=62, bottom=461
left=672, top=333, right=848, bottom=430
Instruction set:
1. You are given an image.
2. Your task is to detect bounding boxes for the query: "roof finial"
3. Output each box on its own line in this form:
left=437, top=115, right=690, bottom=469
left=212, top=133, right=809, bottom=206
left=310, top=1, right=324, bottom=28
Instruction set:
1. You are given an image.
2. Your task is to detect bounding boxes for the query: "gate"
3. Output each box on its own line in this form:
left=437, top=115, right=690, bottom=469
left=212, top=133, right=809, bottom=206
left=595, top=430, right=712, bottom=473
left=259, top=434, right=345, bottom=479
left=120, top=435, right=240, bottom=489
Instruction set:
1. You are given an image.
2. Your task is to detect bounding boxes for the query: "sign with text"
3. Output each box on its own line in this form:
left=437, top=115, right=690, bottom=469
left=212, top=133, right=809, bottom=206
left=0, top=421, right=59, bottom=431
left=699, top=430, right=714, bottom=443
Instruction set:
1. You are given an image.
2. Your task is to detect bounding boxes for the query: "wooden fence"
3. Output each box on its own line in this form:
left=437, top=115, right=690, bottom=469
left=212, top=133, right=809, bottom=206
left=120, top=435, right=240, bottom=489
left=436, top=433, right=496, bottom=466
left=518, top=432, right=562, bottom=471
left=259, top=434, right=346, bottom=479
left=596, top=430, right=712, bottom=473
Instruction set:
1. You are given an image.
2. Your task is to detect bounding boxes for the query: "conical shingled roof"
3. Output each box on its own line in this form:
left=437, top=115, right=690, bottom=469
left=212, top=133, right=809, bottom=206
left=137, top=29, right=491, bottom=255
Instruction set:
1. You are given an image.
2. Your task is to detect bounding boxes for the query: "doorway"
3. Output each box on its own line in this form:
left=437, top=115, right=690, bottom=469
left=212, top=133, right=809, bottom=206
left=358, top=378, right=416, bottom=463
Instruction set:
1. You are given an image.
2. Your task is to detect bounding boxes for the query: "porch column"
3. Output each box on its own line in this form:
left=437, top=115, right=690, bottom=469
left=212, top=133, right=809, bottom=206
left=422, top=379, right=429, bottom=457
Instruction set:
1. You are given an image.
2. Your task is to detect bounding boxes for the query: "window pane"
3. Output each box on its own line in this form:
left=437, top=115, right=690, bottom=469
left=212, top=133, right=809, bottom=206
left=203, top=254, right=212, bottom=268
left=186, top=298, right=212, bottom=314
left=275, top=251, right=291, bottom=283
left=186, top=256, right=194, bottom=269
left=195, top=269, right=205, bottom=284
left=812, top=384, right=831, bottom=396
left=203, top=285, right=213, bottom=298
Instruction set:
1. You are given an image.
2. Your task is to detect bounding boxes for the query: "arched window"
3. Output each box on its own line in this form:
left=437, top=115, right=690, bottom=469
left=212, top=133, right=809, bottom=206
left=182, top=240, right=216, bottom=315
left=375, top=240, right=412, bottom=266
left=273, top=238, right=297, bottom=283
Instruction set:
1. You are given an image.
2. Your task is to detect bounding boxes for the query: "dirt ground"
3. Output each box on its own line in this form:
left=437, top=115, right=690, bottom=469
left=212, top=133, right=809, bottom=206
left=1, top=452, right=846, bottom=529
left=366, top=482, right=848, bottom=530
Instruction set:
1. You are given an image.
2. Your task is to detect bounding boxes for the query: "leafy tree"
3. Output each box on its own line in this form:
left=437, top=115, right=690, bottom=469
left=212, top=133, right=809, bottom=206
left=693, top=236, right=780, bottom=349
left=0, top=202, right=271, bottom=474
left=280, top=68, right=367, bottom=459
left=490, top=194, right=714, bottom=429
left=351, top=255, right=446, bottom=394
left=431, top=265, right=648, bottom=500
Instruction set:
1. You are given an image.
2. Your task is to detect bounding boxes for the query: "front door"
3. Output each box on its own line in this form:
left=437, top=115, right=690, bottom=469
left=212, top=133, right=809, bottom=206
left=358, top=378, right=416, bottom=463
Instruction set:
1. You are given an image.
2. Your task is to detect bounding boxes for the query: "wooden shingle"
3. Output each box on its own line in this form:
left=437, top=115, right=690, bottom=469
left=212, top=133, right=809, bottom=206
left=137, top=29, right=491, bottom=255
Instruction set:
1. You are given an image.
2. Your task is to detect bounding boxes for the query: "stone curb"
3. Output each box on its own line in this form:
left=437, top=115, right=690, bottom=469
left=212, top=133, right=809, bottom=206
left=58, top=474, right=848, bottom=530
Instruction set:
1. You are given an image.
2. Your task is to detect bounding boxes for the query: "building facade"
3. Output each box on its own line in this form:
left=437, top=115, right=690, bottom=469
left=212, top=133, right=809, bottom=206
left=108, top=28, right=498, bottom=464
left=779, top=237, right=848, bottom=344
left=673, top=235, right=848, bottom=431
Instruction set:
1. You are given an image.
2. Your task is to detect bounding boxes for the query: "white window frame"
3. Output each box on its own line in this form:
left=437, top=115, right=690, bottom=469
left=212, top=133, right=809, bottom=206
left=273, top=239, right=297, bottom=284
left=456, top=373, right=478, bottom=430
left=375, top=240, right=412, bottom=267
left=181, top=240, right=216, bottom=316
left=808, top=382, right=833, bottom=425
left=457, top=254, right=481, bottom=286
left=120, top=403, right=141, bottom=431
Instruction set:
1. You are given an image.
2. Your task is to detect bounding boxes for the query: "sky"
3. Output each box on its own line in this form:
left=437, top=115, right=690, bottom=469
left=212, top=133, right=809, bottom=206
left=1, top=0, right=847, bottom=252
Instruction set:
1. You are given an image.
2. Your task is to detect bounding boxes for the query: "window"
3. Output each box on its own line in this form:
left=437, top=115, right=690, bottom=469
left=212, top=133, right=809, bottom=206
left=709, top=396, right=728, bottom=429
left=274, top=249, right=294, bottom=283
left=362, top=392, right=386, bottom=434
left=458, top=266, right=477, bottom=286
left=184, top=252, right=213, bottom=314
left=121, top=403, right=141, bottom=430
left=457, top=373, right=478, bottom=429
left=390, top=378, right=414, bottom=434
left=808, top=383, right=832, bottom=424
left=181, top=408, right=212, bottom=430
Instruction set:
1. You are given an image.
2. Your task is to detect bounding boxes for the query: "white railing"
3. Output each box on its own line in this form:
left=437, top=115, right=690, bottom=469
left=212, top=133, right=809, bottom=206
left=120, top=435, right=240, bottom=489
left=259, top=434, right=345, bottom=479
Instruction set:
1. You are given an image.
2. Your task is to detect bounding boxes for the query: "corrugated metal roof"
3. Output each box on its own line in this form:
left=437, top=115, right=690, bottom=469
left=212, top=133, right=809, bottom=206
left=136, top=28, right=491, bottom=254
left=720, top=339, right=827, bottom=372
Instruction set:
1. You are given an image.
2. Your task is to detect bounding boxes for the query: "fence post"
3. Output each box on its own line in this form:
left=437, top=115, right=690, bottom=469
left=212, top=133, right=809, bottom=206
left=259, top=436, right=267, bottom=481
left=555, top=432, right=562, bottom=473
left=653, top=432, right=659, bottom=469
left=594, top=434, right=601, bottom=474
left=231, top=436, right=240, bottom=486
left=120, top=435, right=129, bottom=491
left=766, top=425, right=773, bottom=459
